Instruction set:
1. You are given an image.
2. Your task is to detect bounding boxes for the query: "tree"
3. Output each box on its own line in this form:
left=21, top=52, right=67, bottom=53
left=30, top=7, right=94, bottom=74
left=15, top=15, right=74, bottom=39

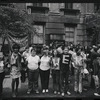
left=0, top=4, right=37, bottom=53
left=85, top=9, right=100, bottom=45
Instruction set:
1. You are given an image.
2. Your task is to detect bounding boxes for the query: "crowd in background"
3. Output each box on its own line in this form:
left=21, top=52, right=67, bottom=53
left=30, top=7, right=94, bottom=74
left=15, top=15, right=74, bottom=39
left=1, top=42, right=100, bottom=97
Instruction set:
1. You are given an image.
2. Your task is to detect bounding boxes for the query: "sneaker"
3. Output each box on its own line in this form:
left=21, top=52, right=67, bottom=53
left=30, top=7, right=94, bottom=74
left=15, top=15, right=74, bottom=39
left=54, top=91, right=57, bottom=94
left=83, top=88, right=87, bottom=91
left=79, top=91, right=82, bottom=94
left=35, top=90, right=39, bottom=94
left=42, top=89, right=45, bottom=93
left=61, top=92, right=65, bottom=96
left=27, top=90, right=31, bottom=94
left=58, top=92, right=60, bottom=94
left=15, top=90, right=18, bottom=96
left=94, top=93, right=100, bottom=96
left=67, top=91, right=71, bottom=95
left=46, top=89, right=49, bottom=93
left=12, top=92, right=16, bottom=97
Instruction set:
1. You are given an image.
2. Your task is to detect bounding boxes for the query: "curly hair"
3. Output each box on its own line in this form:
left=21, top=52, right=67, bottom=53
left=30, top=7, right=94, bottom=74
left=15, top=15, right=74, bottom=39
left=12, top=43, right=20, bottom=50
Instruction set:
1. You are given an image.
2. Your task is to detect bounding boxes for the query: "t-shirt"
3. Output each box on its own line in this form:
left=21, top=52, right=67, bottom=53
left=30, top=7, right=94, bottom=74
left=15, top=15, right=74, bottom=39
left=0, top=61, right=4, bottom=73
left=40, top=56, right=51, bottom=71
left=60, top=53, right=72, bottom=70
left=52, top=57, right=60, bottom=70
left=23, top=51, right=30, bottom=60
left=27, top=55, right=40, bottom=70
left=74, top=55, right=83, bottom=68
left=57, top=47, right=63, bottom=54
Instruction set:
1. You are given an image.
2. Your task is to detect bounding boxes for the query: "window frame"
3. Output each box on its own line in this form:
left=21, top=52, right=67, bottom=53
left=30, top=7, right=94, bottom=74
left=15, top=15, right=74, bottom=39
left=65, top=3, right=73, bottom=9
left=33, top=24, right=44, bottom=44
left=94, top=3, right=100, bottom=13
left=65, top=26, right=75, bottom=43
left=32, top=3, right=43, bottom=7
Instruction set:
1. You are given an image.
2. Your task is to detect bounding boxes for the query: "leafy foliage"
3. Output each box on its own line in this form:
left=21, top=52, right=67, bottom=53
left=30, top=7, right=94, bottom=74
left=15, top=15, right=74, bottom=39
left=0, top=4, right=36, bottom=38
left=85, top=9, right=100, bottom=45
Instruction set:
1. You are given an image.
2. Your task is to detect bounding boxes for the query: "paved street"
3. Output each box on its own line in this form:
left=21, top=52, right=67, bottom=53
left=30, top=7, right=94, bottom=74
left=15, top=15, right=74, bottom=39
left=1, top=75, right=97, bottom=98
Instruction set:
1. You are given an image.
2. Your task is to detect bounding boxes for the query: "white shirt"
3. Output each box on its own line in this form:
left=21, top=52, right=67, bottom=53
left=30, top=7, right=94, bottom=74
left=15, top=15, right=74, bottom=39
left=81, top=52, right=86, bottom=60
left=23, top=51, right=30, bottom=59
left=0, top=61, right=4, bottom=73
left=57, top=47, right=63, bottom=54
left=40, top=56, right=51, bottom=71
left=52, top=57, right=60, bottom=70
left=27, top=55, right=40, bottom=70
left=74, top=55, right=83, bottom=67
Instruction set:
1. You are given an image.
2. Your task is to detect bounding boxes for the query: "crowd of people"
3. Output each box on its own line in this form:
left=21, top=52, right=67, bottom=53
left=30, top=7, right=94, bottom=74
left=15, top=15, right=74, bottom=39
left=1, top=43, right=100, bottom=97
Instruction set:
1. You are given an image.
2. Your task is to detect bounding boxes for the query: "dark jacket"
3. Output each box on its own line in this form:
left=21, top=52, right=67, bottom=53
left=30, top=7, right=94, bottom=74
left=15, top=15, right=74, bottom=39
left=91, top=51, right=100, bottom=75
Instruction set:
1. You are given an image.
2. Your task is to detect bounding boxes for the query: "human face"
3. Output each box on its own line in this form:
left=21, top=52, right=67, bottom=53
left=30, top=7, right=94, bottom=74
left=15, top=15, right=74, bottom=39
left=26, top=48, right=29, bottom=52
left=90, top=48, right=94, bottom=52
left=31, top=50, right=36, bottom=56
left=0, top=53, right=3, bottom=60
left=64, top=48, right=69, bottom=54
left=13, top=48, right=19, bottom=53
left=43, top=49, right=49, bottom=56
left=53, top=50, right=57, bottom=57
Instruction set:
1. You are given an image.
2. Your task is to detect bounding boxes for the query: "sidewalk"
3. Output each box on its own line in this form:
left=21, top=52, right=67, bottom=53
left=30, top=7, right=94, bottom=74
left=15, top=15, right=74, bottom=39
left=2, top=75, right=96, bottom=98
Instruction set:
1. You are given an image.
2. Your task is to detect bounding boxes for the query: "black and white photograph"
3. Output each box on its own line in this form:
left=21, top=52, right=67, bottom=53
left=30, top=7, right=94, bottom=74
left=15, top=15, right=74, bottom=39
left=0, top=3, right=100, bottom=99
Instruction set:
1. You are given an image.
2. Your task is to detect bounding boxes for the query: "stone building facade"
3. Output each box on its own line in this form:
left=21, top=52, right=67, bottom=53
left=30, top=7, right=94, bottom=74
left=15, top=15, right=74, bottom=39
left=15, top=3, right=95, bottom=47
left=0, top=3, right=98, bottom=51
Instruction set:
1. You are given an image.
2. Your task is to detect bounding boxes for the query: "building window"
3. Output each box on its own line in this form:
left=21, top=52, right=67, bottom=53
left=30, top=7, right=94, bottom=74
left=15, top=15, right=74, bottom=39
left=33, top=25, right=44, bottom=44
left=27, top=8, right=31, bottom=14
left=33, top=3, right=42, bottom=7
left=65, top=3, right=73, bottom=9
left=65, top=27, right=75, bottom=44
left=94, top=3, right=100, bottom=13
left=50, top=34, right=65, bottom=40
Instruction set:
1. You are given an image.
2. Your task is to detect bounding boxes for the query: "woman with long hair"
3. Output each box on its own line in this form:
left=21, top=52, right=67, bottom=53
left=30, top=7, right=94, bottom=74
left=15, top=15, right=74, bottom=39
left=73, top=48, right=84, bottom=94
left=51, top=49, right=60, bottom=94
left=9, top=44, right=22, bottom=97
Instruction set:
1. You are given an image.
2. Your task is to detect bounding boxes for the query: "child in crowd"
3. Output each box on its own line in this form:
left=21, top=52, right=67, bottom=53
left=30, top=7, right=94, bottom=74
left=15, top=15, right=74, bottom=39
left=60, top=47, right=72, bottom=96
left=9, top=44, right=22, bottom=97
left=39, top=46, right=52, bottom=93
left=51, top=50, right=60, bottom=94
left=0, top=52, right=6, bottom=96
left=26, top=48, right=40, bottom=94
left=73, top=49, right=84, bottom=94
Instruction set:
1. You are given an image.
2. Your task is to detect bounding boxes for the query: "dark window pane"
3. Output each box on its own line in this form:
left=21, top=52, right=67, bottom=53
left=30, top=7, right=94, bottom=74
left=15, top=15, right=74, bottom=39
left=65, top=3, right=73, bottom=9
left=33, top=3, right=42, bottom=7
left=94, top=3, right=100, bottom=12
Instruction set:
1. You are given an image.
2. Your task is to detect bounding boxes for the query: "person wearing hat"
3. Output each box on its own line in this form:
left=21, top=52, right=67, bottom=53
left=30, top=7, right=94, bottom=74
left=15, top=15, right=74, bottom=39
left=9, top=44, right=22, bottom=97
left=0, top=52, right=6, bottom=96
left=39, top=46, right=52, bottom=93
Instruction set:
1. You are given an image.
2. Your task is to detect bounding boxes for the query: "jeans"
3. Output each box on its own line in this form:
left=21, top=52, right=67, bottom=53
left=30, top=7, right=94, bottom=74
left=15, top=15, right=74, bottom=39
left=74, top=68, right=82, bottom=93
left=39, top=69, right=50, bottom=90
left=28, top=68, right=39, bottom=92
left=20, top=70, right=26, bottom=83
left=0, top=72, right=5, bottom=94
left=52, top=70, right=60, bottom=92
left=94, top=70, right=100, bottom=94
left=60, top=69, right=69, bottom=93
